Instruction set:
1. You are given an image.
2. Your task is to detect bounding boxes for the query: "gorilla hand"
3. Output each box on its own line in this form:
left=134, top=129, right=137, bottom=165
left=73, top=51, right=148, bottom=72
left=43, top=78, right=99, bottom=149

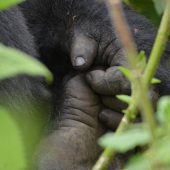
left=70, top=1, right=126, bottom=70
left=68, top=2, right=160, bottom=130
left=38, top=75, right=106, bottom=170
left=69, top=3, right=163, bottom=130
left=86, top=67, right=159, bottom=130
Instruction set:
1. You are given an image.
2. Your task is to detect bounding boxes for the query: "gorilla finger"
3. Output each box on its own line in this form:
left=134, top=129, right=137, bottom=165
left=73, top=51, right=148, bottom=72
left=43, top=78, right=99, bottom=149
left=71, top=32, right=97, bottom=70
left=109, top=48, right=128, bottom=67
left=99, top=109, right=141, bottom=130
left=86, top=66, right=131, bottom=95
left=101, top=96, right=128, bottom=112
left=97, top=34, right=128, bottom=67
left=63, top=74, right=87, bottom=94
left=99, top=109, right=123, bottom=130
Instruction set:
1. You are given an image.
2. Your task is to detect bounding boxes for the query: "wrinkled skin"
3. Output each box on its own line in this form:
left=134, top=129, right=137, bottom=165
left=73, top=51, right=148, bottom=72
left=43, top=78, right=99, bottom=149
left=37, top=74, right=127, bottom=170
left=38, top=75, right=105, bottom=170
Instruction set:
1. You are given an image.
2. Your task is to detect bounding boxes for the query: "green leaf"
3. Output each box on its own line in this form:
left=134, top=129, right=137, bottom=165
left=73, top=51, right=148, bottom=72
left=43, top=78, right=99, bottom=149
left=124, top=154, right=151, bottom=170
left=157, top=96, right=170, bottom=125
left=0, top=107, right=27, bottom=170
left=125, top=135, right=170, bottom=170
left=0, top=44, right=53, bottom=83
left=119, top=66, right=133, bottom=81
left=138, top=51, right=146, bottom=61
left=151, top=78, right=161, bottom=84
left=99, top=124, right=151, bottom=153
left=0, top=0, right=24, bottom=10
left=153, top=0, right=166, bottom=15
left=122, top=109, right=129, bottom=115
left=152, top=136, right=170, bottom=164
left=153, top=136, right=170, bottom=166
left=124, top=0, right=161, bottom=26
left=116, top=95, right=131, bottom=104
left=137, top=51, right=147, bottom=71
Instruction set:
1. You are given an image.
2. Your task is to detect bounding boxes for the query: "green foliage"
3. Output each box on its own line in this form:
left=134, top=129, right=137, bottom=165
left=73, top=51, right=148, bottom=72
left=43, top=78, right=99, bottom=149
left=0, top=1, right=53, bottom=169
left=116, top=95, right=131, bottom=104
left=151, top=78, right=161, bottom=84
left=99, top=124, right=151, bottom=153
left=125, top=126, right=170, bottom=170
left=0, top=44, right=53, bottom=83
left=124, top=154, right=151, bottom=170
left=157, top=96, right=170, bottom=126
left=137, top=51, right=147, bottom=71
left=0, top=107, right=26, bottom=170
left=124, top=0, right=161, bottom=25
left=100, top=97, right=170, bottom=169
left=153, top=0, right=166, bottom=15
left=0, top=0, right=24, bottom=10
left=119, top=66, right=133, bottom=81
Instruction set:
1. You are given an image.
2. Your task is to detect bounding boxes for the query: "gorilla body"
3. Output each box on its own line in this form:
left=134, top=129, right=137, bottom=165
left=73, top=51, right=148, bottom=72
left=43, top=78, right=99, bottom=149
left=20, top=0, right=170, bottom=96
left=0, top=6, right=36, bottom=56
left=19, top=0, right=170, bottom=170
left=1, top=1, right=170, bottom=170
left=0, top=4, right=113, bottom=170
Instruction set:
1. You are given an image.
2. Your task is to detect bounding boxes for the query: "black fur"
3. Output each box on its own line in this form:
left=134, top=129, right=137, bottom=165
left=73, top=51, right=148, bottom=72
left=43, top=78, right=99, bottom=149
left=0, top=6, right=36, bottom=56
left=20, top=1, right=170, bottom=96
left=0, top=6, right=52, bottom=165
left=19, top=0, right=113, bottom=80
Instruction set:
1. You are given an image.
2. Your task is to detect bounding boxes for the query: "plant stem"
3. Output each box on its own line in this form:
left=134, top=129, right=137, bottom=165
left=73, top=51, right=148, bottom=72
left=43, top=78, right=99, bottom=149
left=92, top=94, right=138, bottom=170
left=143, top=1, right=170, bottom=88
left=106, top=0, right=138, bottom=69
left=140, top=1, right=170, bottom=139
left=107, top=0, right=157, bottom=137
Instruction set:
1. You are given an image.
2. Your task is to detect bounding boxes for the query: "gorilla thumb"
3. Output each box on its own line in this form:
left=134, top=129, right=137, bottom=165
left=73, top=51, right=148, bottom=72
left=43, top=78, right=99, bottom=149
left=71, top=32, right=97, bottom=70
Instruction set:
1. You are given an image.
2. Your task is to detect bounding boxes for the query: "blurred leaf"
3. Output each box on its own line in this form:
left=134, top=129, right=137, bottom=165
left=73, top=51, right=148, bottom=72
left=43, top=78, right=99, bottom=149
left=0, top=0, right=24, bottom=10
left=152, top=0, right=166, bottom=15
left=157, top=96, right=170, bottom=125
left=122, top=109, right=129, bottom=115
left=152, top=135, right=170, bottom=164
left=116, top=95, right=131, bottom=104
left=0, top=44, right=53, bottom=83
left=99, top=124, right=151, bottom=153
left=124, top=154, right=151, bottom=170
left=151, top=78, right=161, bottom=84
left=0, top=107, right=26, bottom=170
left=124, top=0, right=161, bottom=26
left=125, top=135, right=170, bottom=170
left=119, top=66, right=133, bottom=81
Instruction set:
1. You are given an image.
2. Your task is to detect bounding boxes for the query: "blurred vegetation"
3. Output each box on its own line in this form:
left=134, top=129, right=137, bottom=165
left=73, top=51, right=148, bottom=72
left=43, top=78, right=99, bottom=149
left=0, top=0, right=53, bottom=169
left=0, top=107, right=26, bottom=170
left=124, top=0, right=161, bottom=26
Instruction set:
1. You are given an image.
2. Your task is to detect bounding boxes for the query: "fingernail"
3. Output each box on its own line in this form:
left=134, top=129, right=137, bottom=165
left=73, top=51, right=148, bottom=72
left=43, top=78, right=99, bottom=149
left=75, top=56, right=86, bottom=66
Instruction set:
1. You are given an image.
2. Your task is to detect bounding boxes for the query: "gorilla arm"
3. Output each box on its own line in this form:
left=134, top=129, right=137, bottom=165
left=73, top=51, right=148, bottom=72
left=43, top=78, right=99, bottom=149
left=37, top=75, right=105, bottom=170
